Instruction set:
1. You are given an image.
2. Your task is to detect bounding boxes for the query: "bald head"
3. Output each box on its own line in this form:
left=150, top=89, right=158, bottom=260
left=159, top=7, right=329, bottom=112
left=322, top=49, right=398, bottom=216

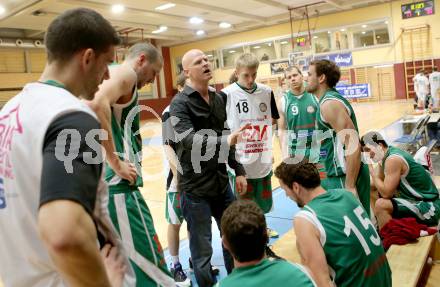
left=182, top=49, right=204, bottom=69
left=181, top=49, right=212, bottom=84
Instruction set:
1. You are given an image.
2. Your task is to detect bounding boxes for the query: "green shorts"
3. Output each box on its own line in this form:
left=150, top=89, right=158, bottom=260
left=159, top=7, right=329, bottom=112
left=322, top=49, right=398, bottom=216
left=229, top=171, right=273, bottom=213
left=108, top=186, right=173, bottom=287
left=165, top=191, right=184, bottom=225
left=391, top=197, right=440, bottom=226
left=321, top=163, right=371, bottom=216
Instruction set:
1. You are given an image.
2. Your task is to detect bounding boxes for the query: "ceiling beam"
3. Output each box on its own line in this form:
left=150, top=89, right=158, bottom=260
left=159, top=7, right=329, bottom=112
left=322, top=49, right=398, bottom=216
left=252, top=0, right=302, bottom=17
left=0, top=0, right=48, bottom=23
left=24, top=30, right=45, bottom=38
left=60, top=0, right=220, bottom=29
left=324, top=0, right=351, bottom=10
left=170, top=0, right=266, bottom=23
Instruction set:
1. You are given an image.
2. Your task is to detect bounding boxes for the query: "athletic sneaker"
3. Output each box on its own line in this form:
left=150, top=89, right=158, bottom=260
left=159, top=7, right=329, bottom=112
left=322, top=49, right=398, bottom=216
left=170, top=263, right=191, bottom=287
left=265, top=245, right=284, bottom=260
left=267, top=228, right=279, bottom=238
left=188, top=258, right=220, bottom=276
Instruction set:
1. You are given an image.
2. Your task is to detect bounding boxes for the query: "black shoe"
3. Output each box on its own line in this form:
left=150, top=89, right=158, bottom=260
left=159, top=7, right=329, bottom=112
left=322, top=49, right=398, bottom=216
left=189, top=257, right=193, bottom=271
left=188, top=257, right=220, bottom=275
left=170, top=263, right=191, bottom=287
left=265, top=245, right=284, bottom=260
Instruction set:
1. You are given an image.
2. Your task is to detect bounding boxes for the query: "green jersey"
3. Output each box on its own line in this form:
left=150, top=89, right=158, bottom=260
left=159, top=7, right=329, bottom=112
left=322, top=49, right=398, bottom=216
left=215, top=258, right=316, bottom=287
left=383, top=146, right=439, bottom=201
left=283, top=90, right=319, bottom=162
left=316, top=88, right=359, bottom=177
left=105, top=86, right=143, bottom=189
left=297, top=189, right=391, bottom=287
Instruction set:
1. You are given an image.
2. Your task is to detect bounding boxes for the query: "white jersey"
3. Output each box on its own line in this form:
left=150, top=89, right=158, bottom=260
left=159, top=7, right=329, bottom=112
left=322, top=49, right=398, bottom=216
left=222, top=83, right=273, bottom=179
left=0, top=83, right=124, bottom=287
left=413, top=74, right=429, bottom=96
left=429, top=71, right=440, bottom=96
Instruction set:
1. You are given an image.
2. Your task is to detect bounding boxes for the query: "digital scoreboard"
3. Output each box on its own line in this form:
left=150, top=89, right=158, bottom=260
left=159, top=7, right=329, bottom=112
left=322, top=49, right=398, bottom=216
left=401, top=0, right=435, bottom=19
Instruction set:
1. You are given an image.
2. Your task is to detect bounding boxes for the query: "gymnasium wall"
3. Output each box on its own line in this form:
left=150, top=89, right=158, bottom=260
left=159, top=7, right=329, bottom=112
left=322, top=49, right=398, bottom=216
left=1, top=0, right=439, bottom=114
left=169, top=0, right=440, bottom=85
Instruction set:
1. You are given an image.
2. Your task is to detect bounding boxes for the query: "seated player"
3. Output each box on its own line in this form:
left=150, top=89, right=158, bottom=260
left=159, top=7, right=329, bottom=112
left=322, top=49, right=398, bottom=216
left=275, top=161, right=391, bottom=287
left=215, top=200, right=317, bottom=287
left=361, top=131, right=440, bottom=228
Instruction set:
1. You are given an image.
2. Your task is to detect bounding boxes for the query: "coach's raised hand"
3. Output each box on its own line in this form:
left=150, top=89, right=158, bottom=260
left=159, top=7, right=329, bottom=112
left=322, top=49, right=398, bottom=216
left=227, top=123, right=251, bottom=146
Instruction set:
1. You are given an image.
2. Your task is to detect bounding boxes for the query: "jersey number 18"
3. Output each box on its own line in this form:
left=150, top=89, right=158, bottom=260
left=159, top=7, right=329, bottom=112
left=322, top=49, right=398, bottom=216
left=236, top=101, right=249, bottom=113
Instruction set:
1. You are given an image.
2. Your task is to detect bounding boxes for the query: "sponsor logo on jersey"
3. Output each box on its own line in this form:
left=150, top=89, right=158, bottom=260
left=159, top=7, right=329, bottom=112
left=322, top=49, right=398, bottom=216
left=307, top=105, right=315, bottom=113
left=259, top=102, right=267, bottom=112
left=0, top=105, right=23, bottom=180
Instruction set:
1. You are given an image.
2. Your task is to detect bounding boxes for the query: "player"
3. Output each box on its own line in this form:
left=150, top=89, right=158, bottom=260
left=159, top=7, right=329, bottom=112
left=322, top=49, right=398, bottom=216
left=90, top=43, right=174, bottom=286
left=306, top=59, right=370, bottom=215
left=275, top=161, right=392, bottom=287
left=221, top=53, right=280, bottom=237
left=215, top=200, right=317, bottom=287
left=413, top=70, right=429, bottom=109
left=361, top=131, right=440, bottom=228
left=429, top=67, right=440, bottom=109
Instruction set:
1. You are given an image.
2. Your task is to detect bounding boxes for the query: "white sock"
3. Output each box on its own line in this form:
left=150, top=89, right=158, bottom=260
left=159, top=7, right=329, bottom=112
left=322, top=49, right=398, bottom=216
left=172, top=255, right=180, bottom=265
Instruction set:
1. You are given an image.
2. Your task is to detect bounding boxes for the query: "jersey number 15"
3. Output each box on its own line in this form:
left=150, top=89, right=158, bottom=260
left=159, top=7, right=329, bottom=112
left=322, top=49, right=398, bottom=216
left=343, top=206, right=381, bottom=256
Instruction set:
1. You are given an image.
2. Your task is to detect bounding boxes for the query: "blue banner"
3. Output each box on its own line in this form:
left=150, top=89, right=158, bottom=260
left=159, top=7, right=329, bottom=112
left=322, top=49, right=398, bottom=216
left=336, top=84, right=371, bottom=99
left=315, top=52, right=353, bottom=67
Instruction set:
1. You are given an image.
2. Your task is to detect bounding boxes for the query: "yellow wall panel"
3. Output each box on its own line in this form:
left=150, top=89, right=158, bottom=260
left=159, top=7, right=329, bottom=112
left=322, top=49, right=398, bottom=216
left=170, top=0, right=440, bottom=84
left=28, top=50, right=46, bottom=73
left=0, top=73, right=40, bottom=89
left=0, top=49, right=25, bottom=73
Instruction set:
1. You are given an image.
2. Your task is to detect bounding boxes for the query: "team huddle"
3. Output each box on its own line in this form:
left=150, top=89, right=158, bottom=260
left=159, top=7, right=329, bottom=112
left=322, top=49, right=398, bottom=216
left=0, top=7, right=439, bottom=287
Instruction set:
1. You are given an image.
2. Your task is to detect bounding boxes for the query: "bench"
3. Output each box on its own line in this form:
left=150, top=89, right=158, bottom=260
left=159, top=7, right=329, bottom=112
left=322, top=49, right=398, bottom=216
left=425, top=264, right=440, bottom=287
left=271, top=228, right=301, bottom=264
left=395, top=115, right=431, bottom=154
left=386, top=235, right=436, bottom=287
left=272, top=226, right=438, bottom=287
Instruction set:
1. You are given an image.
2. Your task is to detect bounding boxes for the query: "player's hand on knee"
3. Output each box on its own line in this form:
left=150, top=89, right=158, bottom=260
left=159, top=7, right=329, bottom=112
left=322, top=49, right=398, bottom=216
left=236, top=176, right=248, bottom=196
left=115, top=160, right=137, bottom=184
left=101, top=244, right=127, bottom=287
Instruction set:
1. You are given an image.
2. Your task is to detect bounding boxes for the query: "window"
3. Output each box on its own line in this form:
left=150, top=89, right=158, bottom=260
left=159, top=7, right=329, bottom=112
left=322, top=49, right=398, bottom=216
left=278, top=38, right=293, bottom=59
left=205, top=50, right=219, bottom=70
left=352, top=22, right=390, bottom=48
left=277, top=37, right=308, bottom=59
left=222, top=46, right=245, bottom=68
left=353, top=29, right=375, bottom=48
left=312, top=32, right=331, bottom=53
left=332, top=30, right=349, bottom=51
left=248, top=41, right=276, bottom=62
left=175, top=57, right=183, bottom=75
left=375, top=27, right=390, bottom=45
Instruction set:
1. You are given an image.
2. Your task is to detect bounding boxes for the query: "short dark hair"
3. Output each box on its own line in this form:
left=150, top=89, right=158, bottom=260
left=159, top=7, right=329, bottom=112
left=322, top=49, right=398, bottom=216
left=274, top=161, right=321, bottom=189
left=127, top=42, right=162, bottom=64
left=45, top=8, right=120, bottom=63
left=284, top=65, right=302, bottom=77
left=176, top=72, right=186, bottom=88
left=229, top=72, right=238, bottom=84
left=360, top=131, right=388, bottom=148
left=221, top=200, right=267, bottom=263
left=310, top=59, right=341, bottom=88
